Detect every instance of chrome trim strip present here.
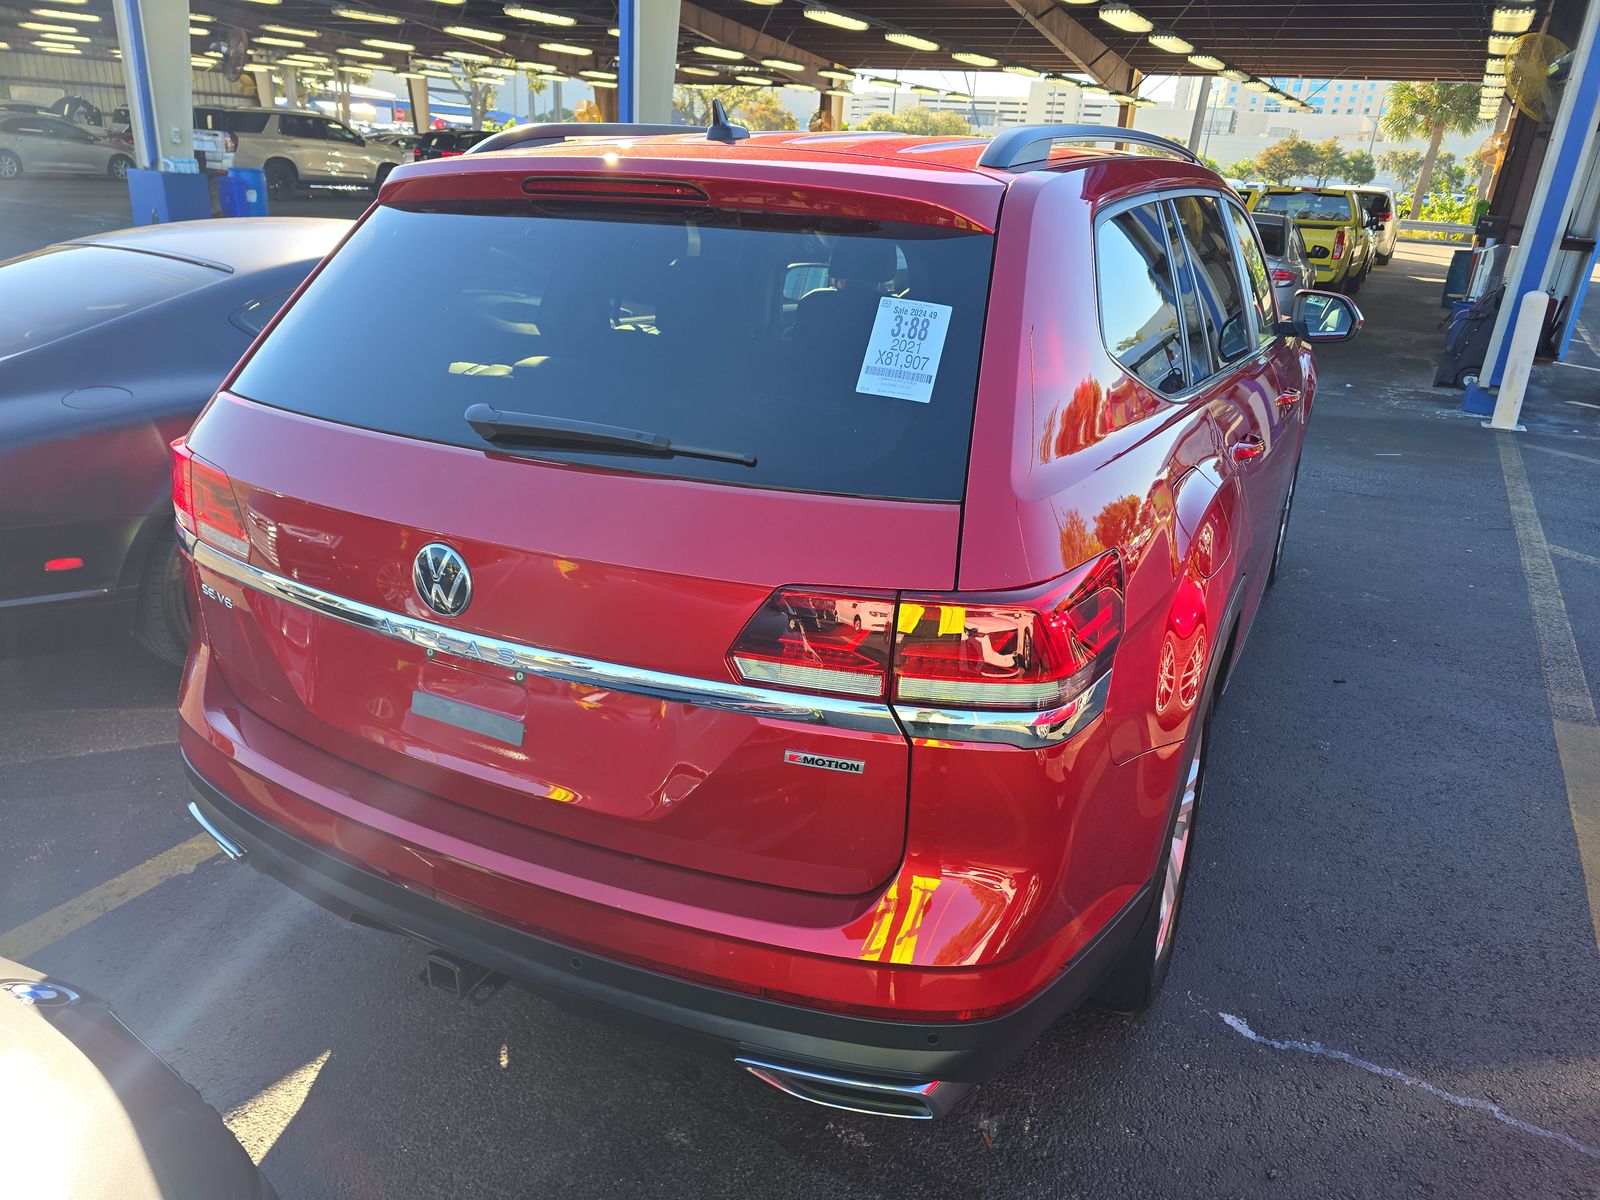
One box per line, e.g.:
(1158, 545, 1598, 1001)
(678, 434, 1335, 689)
(893, 670, 1112, 748)
(187, 799, 247, 860)
(185, 536, 900, 736)
(735, 1057, 943, 1120)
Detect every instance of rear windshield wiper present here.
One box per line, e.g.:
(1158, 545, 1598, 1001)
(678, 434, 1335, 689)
(464, 403, 756, 467)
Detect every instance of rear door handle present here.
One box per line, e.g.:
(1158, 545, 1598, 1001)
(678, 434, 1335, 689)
(1275, 389, 1301, 410)
(1232, 435, 1266, 462)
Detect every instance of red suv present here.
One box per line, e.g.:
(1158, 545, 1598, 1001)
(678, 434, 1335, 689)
(175, 121, 1359, 1119)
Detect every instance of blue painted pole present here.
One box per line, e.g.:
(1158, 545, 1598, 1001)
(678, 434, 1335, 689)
(617, 0, 637, 123)
(109, 0, 160, 169)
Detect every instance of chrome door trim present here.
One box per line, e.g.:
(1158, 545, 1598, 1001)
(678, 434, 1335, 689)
(184, 534, 900, 736)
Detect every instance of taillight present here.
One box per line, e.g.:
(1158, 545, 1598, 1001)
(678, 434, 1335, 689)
(894, 553, 1122, 711)
(727, 553, 1124, 712)
(170, 437, 250, 559)
(413, 147, 423, 160)
(440, 149, 462, 157)
(1271, 268, 1295, 284)
(225, 131, 237, 153)
(1377, 209, 1392, 221)
(729, 588, 895, 699)
(1332, 229, 1346, 260)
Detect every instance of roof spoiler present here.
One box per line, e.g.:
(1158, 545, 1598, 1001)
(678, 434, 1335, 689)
(468, 105, 749, 156)
(977, 124, 1201, 171)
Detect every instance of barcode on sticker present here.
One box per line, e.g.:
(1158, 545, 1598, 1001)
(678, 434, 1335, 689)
(862, 365, 935, 384)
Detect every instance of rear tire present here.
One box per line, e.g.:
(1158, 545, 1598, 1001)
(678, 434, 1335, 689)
(135, 524, 192, 667)
(373, 162, 393, 192)
(1344, 261, 1365, 295)
(1090, 701, 1210, 1013)
(1375, 250, 1392, 266)
(265, 159, 297, 200)
(0, 150, 20, 180)
(108, 153, 132, 181)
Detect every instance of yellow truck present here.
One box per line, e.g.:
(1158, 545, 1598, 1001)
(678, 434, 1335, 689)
(1246, 188, 1376, 294)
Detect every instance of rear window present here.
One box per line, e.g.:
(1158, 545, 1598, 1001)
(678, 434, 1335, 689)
(0, 245, 220, 357)
(1358, 192, 1390, 217)
(231, 202, 995, 501)
(1252, 217, 1285, 257)
(1256, 191, 1354, 222)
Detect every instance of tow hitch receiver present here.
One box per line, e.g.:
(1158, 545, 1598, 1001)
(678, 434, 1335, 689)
(422, 949, 509, 1005)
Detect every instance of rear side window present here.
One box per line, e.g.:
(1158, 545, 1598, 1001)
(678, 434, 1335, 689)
(1095, 204, 1186, 395)
(280, 115, 324, 140)
(231, 203, 995, 501)
(0, 245, 220, 357)
(1226, 203, 1279, 337)
(1170, 195, 1252, 368)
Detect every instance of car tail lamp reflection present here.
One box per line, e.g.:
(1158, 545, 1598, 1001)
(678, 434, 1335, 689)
(727, 553, 1123, 711)
(729, 589, 895, 698)
(895, 553, 1122, 710)
(171, 438, 250, 560)
(1332, 228, 1347, 260)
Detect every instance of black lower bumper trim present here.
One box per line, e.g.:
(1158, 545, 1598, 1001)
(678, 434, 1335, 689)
(184, 756, 1147, 1084)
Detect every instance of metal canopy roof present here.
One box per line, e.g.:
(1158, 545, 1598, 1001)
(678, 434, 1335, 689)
(690, 0, 1498, 81)
(0, 0, 1498, 89)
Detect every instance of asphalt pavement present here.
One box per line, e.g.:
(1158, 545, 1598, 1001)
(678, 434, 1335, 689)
(3, 197, 1599, 1198)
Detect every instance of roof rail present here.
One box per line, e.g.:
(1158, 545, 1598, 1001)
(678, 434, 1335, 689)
(466, 121, 693, 156)
(977, 125, 1201, 171)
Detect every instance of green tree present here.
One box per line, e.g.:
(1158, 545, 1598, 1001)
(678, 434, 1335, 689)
(1379, 81, 1484, 217)
(1430, 151, 1469, 196)
(1199, 154, 1223, 174)
(1254, 134, 1316, 184)
(1223, 157, 1259, 180)
(1308, 137, 1348, 186)
(737, 92, 799, 131)
(672, 84, 763, 127)
(1378, 148, 1424, 192)
(858, 107, 973, 136)
(1339, 149, 1377, 185)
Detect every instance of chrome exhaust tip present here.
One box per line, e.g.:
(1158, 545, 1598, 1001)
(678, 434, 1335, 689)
(736, 1057, 973, 1120)
(186, 801, 247, 861)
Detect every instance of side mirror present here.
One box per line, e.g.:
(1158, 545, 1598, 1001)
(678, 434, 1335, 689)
(1282, 290, 1362, 343)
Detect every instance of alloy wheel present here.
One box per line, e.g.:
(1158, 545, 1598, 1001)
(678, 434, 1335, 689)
(1155, 729, 1201, 963)
(0, 154, 18, 179)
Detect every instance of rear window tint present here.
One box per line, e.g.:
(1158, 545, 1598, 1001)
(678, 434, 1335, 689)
(0, 245, 220, 357)
(1252, 217, 1285, 257)
(232, 203, 994, 501)
(1256, 191, 1354, 222)
(198, 109, 270, 135)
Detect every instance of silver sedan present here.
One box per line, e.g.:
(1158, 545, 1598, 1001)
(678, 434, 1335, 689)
(1250, 211, 1316, 317)
(0, 113, 133, 180)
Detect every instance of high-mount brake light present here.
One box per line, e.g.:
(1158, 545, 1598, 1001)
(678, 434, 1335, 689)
(520, 175, 711, 203)
(893, 552, 1123, 711)
(170, 437, 250, 560)
(728, 588, 895, 699)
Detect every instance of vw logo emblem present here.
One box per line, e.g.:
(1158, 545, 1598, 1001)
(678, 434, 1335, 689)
(413, 543, 472, 618)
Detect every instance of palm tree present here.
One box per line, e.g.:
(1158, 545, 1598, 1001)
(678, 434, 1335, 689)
(1380, 82, 1485, 217)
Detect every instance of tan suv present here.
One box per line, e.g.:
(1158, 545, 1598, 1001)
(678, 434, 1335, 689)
(195, 106, 403, 198)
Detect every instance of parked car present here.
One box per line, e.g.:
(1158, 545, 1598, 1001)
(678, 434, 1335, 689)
(1352, 186, 1399, 264)
(0, 113, 133, 181)
(1, 957, 276, 1197)
(176, 123, 1359, 1120)
(1247, 187, 1375, 294)
(1251, 211, 1316, 315)
(412, 128, 495, 160)
(192, 105, 404, 199)
(0, 218, 348, 663)
(112, 105, 236, 174)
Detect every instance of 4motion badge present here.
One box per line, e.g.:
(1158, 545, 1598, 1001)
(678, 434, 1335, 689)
(784, 750, 865, 775)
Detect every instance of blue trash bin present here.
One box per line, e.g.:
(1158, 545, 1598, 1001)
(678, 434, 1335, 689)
(215, 173, 249, 218)
(228, 167, 270, 216)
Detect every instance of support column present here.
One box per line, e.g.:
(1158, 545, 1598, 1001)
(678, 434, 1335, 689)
(282, 67, 300, 108)
(1186, 77, 1211, 152)
(594, 86, 619, 122)
(618, 0, 681, 123)
(407, 76, 431, 133)
(253, 66, 274, 108)
(109, 0, 194, 168)
(1481, 0, 1600, 382)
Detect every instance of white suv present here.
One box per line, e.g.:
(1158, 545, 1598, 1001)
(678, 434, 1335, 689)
(195, 106, 404, 198)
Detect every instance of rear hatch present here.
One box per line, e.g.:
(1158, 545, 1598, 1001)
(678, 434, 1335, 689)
(1252, 189, 1356, 263)
(185, 161, 999, 897)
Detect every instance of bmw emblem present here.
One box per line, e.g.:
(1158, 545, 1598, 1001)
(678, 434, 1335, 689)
(413, 543, 472, 618)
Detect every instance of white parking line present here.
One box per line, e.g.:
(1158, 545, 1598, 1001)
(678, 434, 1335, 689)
(1553, 545, 1600, 567)
(1220, 1012, 1600, 1161)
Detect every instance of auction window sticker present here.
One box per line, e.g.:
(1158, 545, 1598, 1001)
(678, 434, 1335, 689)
(856, 297, 954, 404)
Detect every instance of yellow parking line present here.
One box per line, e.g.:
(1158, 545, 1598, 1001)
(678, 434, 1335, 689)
(1497, 436, 1600, 950)
(0, 834, 219, 960)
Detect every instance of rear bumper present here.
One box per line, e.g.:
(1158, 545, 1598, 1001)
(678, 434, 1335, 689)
(184, 756, 1147, 1084)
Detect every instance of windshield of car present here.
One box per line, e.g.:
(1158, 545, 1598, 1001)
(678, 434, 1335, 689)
(1256, 191, 1354, 222)
(0, 245, 221, 358)
(1252, 217, 1286, 257)
(231, 202, 995, 501)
